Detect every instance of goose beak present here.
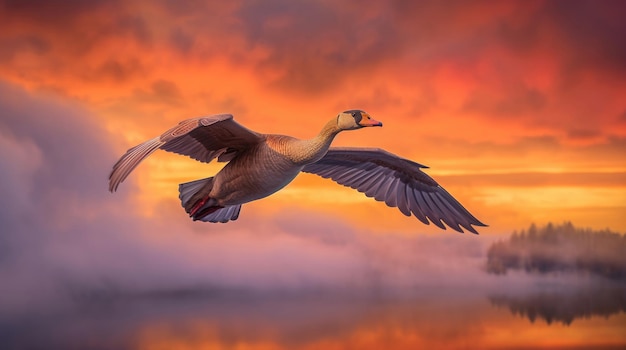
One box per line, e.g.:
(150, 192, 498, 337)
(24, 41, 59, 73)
(358, 113, 383, 127)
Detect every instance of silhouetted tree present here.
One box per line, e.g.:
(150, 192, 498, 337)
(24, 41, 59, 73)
(486, 222, 626, 280)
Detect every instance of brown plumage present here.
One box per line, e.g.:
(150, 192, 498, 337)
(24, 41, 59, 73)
(109, 110, 486, 233)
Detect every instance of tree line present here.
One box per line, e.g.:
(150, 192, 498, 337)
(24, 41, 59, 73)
(486, 222, 626, 280)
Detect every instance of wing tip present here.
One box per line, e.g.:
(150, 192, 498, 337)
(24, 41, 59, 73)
(460, 221, 487, 235)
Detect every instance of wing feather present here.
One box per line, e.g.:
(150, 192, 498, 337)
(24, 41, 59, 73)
(374, 176, 395, 202)
(363, 171, 388, 197)
(434, 193, 467, 232)
(396, 181, 411, 216)
(109, 114, 262, 192)
(302, 147, 486, 233)
(350, 167, 379, 188)
(422, 192, 447, 230)
(407, 187, 430, 225)
(384, 179, 400, 207)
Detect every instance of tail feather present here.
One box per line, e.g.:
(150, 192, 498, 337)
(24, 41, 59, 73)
(179, 177, 242, 223)
(195, 205, 242, 223)
(179, 177, 213, 210)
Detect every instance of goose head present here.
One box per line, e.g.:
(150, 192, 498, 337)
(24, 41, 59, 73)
(337, 110, 383, 130)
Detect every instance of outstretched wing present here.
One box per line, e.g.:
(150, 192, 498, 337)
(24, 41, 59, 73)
(109, 114, 263, 192)
(302, 147, 486, 234)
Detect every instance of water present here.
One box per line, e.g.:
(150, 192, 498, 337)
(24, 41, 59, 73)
(2, 282, 624, 349)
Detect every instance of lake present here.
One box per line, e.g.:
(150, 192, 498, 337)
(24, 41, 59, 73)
(2, 279, 624, 349)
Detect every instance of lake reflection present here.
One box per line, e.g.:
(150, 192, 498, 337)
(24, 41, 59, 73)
(2, 285, 625, 350)
(489, 284, 626, 326)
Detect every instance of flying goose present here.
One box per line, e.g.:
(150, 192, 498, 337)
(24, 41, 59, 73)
(109, 110, 486, 233)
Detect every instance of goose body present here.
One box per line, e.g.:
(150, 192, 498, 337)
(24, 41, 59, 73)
(109, 110, 486, 233)
(206, 136, 305, 205)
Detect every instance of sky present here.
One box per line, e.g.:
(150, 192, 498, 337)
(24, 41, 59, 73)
(1, 0, 625, 300)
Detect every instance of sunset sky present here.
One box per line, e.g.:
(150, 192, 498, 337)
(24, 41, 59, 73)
(1, 0, 625, 301)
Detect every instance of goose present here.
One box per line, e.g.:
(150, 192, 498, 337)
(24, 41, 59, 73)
(109, 110, 486, 233)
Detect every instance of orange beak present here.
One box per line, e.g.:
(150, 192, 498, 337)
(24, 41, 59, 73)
(358, 113, 383, 127)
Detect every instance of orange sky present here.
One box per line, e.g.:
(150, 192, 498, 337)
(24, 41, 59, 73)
(1, 0, 625, 234)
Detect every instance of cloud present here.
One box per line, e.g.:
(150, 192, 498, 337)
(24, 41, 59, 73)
(0, 35, 50, 62)
(0, 81, 117, 222)
(0, 0, 141, 56)
(0, 0, 117, 25)
(133, 79, 184, 106)
(439, 171, 626, 188)
(2, 0, 624, 140)
(462, 82, 547, 117)
(94, 58, 145, 83)
(235, 1, 401, 94)
(168, 27, 195, 55)
(545, 0, 626, 76)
